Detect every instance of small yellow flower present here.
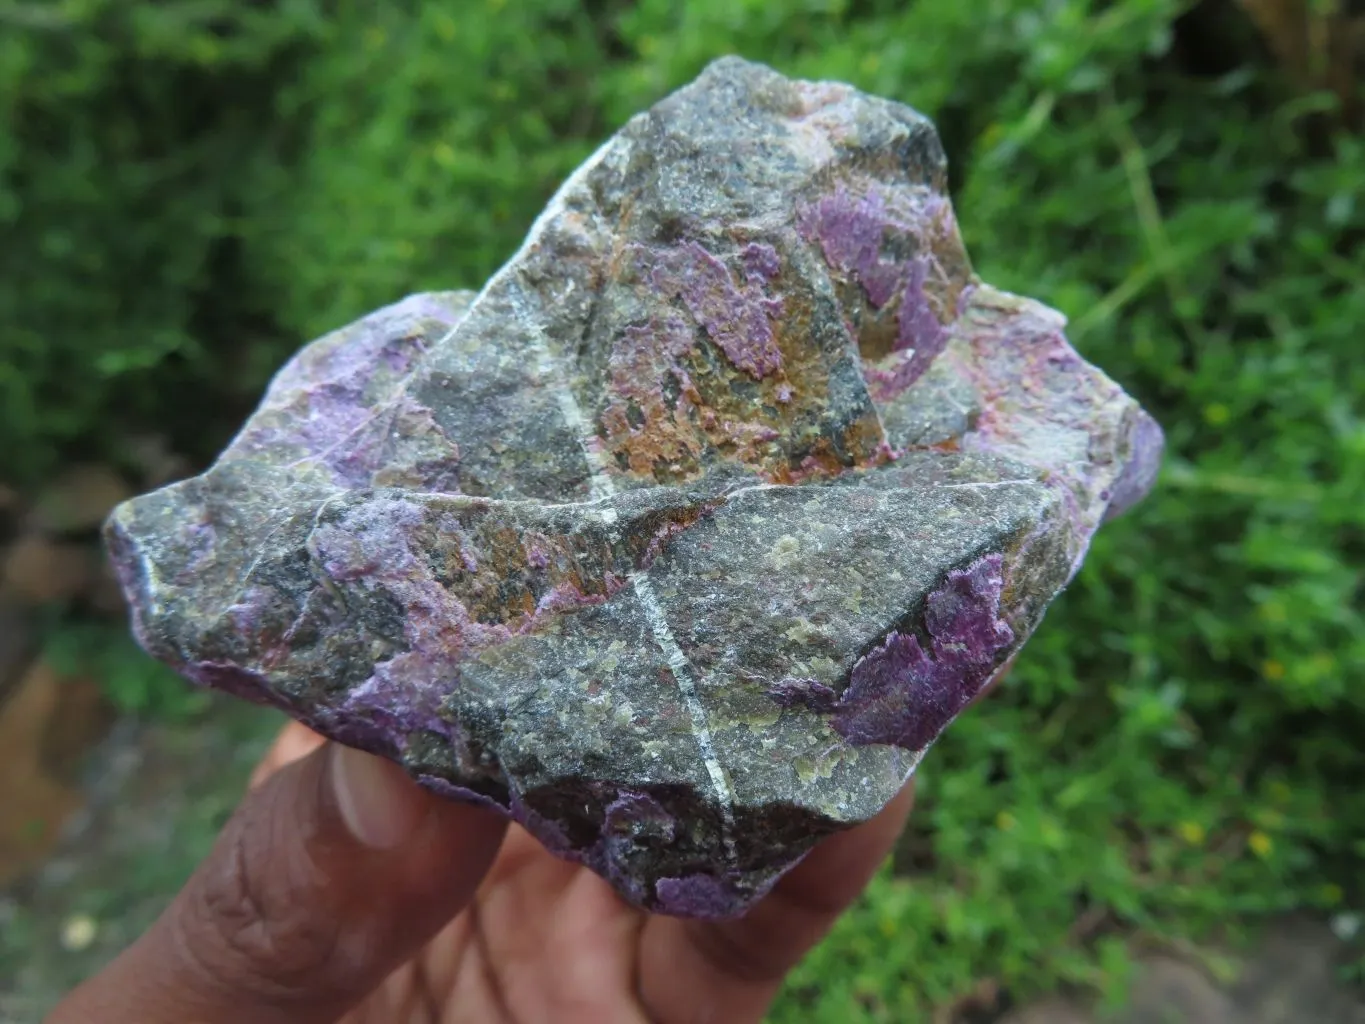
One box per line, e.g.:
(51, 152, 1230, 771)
(61, 914, 98, 952)
(1178, 821, 1206, 845)
(996, 810, 1016, 832)
(1203, 403, 1231, 425)
(879, 917, 897, 938)
(1248, 830, 1273, 858)
(1262, 659, 1285, 681)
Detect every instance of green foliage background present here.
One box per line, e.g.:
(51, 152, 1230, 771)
(3, 0, 1362, 1018)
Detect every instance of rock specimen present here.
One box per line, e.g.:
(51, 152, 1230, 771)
(105, 57, 1162, 918)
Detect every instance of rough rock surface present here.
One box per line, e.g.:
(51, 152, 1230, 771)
(104, 57, 1162, 917)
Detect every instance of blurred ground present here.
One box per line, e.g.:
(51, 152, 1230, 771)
(0, 696, 278, 1023)
(0, 455, 279, 1019)
(1000, 921, 1365, 1024)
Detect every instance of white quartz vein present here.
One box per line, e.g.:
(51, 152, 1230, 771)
(460, 133, 739, 858)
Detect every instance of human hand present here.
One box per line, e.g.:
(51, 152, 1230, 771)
(48, 720, 913, 1024)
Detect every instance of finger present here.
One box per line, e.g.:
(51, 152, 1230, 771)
(48, 742, 508, 1024)
(638, 782, 915, 1024)
(249, 721, 328, 791)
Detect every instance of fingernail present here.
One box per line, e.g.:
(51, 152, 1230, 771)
(329, 745, 429, 849)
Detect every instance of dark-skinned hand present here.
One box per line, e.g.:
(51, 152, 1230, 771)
(47, 720, 914, 1024)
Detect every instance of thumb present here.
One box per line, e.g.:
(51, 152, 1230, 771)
(47, 740, 508, 1024)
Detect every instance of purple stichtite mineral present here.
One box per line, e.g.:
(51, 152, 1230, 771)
(105, 58, 1162, 918)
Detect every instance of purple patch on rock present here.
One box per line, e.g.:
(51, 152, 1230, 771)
(604, 790, 677, 841)
(533, 579, 614, 617)
(379, 331, 427, 375)
(452, 524, 480, 573)
(182, 661, 287, 711)
(799, 185, 954, 396)
(340, 669, 458, 745)
(221, 585, 285, 649)
(655, 873, 740, 918)
(644, 242, 784, 378)
(411, 456, 463, 494)
(640, 500, 723, 569)
(833, 553, 1014, 750)
(245, 294, 466, 490)
(508, 786, 576, 855)
(741, 241, 781, 284)
(641, 518, 692, 568)
(416, 774, 509, 813)
(800, 184, 951, 300)
(524, 537, 552, 569)
(308, 497, 522, 754)
(766, 676, 839, 712)
(166, 519, 218, 587)
(896, 259, 948, 361)
(267, 292, 456, 398)
(1103, 410, 1165, 521)
(323, 394, 457, 490)
(599, 313, 705, 471)
(866, 258, 951, 400)
(799, 186, 906, 307)
(306, 711, 405, 759)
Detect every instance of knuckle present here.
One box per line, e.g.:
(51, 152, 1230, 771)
(176, 801, 345, 1000)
